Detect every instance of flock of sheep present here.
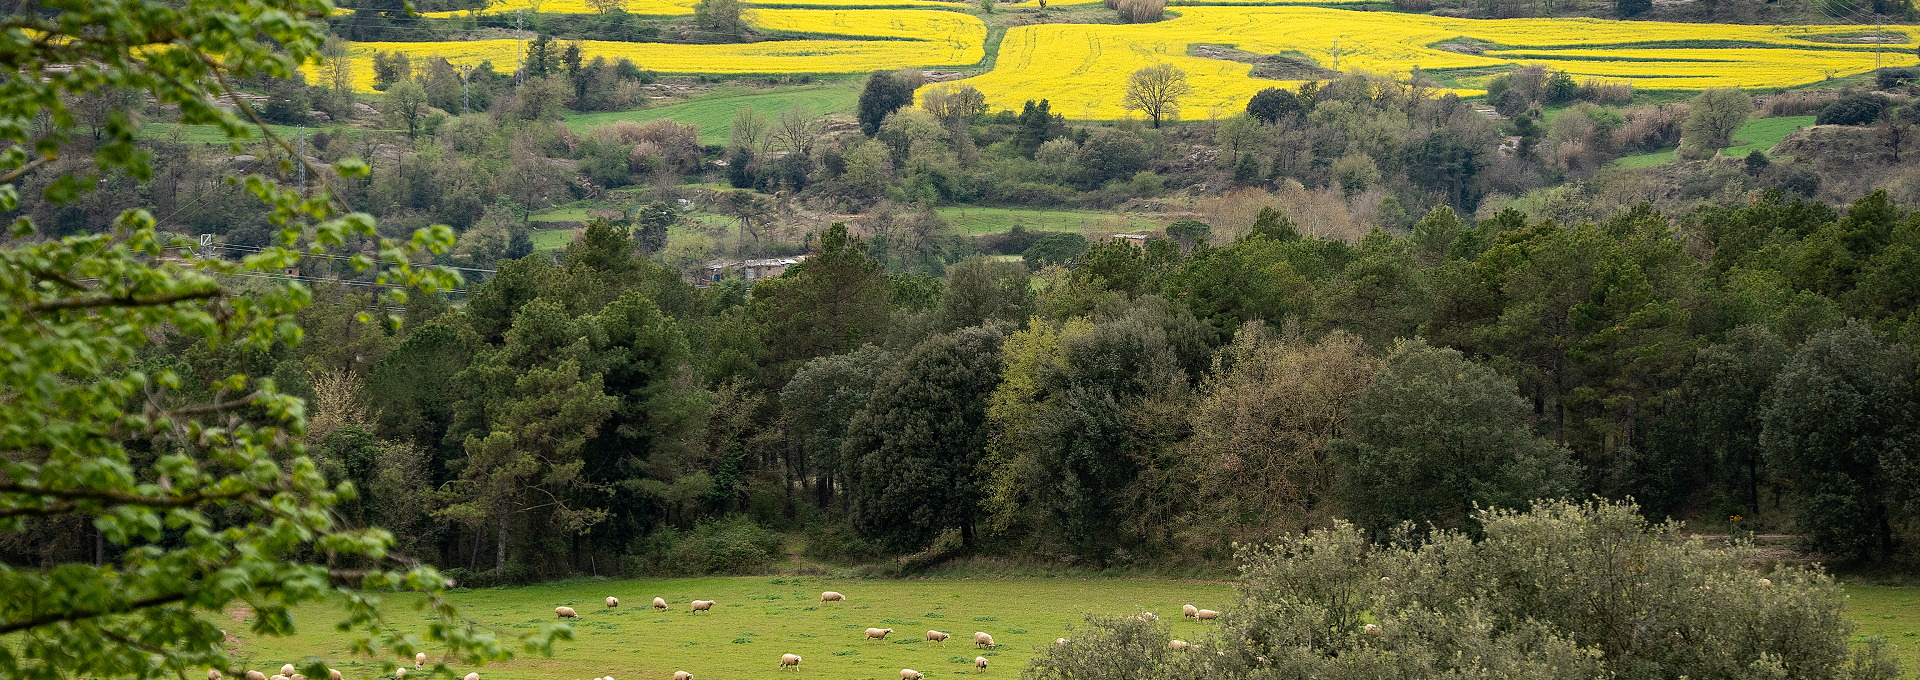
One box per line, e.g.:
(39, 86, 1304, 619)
(215, 590, 1223, 680)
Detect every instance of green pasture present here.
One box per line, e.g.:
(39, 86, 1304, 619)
(1614, 115, 1816, 168)
(530, 228, 576, 252)
(566, 84, 861, 146)
(936, 206, 1159, 236)
(225, 576, 1236, 680)
(1849, 585, 1920, 671)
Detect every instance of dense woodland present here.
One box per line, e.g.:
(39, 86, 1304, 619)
(10, 9, 1920, 583)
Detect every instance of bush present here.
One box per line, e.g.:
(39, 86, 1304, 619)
(623, 514, 783, 576)
(1022, 232, 1089, 269)
(1027, 500, 1902, 680)
(1114, 0, 1165, 22)
(1875, 67, 1917, 90)
(1817, 93, 1890, 126)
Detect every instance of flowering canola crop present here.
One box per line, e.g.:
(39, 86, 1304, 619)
(346, 10, 984, 89)
(945, 6, 1920, 119)
(416, 0, 967, 17)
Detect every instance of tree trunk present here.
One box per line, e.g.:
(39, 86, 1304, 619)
(496, 512, 509, 575)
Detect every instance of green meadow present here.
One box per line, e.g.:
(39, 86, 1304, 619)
(221, 577, 1918, 680)
(227, 576, 1235, 680)
(566, 84, 861, 146)
(934, 206, 1160, 236)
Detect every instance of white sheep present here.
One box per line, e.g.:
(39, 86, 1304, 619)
(330, 669, 343, 680)
(1364, 623, 1382, 636)
(395, 669, 407, 680)
(1195, 609, 1219, 621)
(245, 671, 265, 680)
(690, 600, 715, 613)
(1137, 612, 1158, 622)
(973, 631, 995, 649)
(653, 597, 668, 610)
(463, 674, 478, 680)
(780, 654, 802, 670)
(292, 673, 307, 680)
(556, 606, 579, 619)
(606, 596, 619, 608)
(1181, 604, 1198, 618)
(900, 669, 925, 680)
(1759, 578, 1774, 588)
(1168, 640, 1190, 651)
(925, 630, 950, 643)
(208, 671, 222, 680)
(1054, 638, 1069, 647)
(865, 627, 894, 641)
(1380, 576, 1393, 584)
(672, 672, 693, 680)
(821, 591, 845, 601)
(415, 653, 426, 669)
(270, 675, 289, 680)
(975, 656, 989, 673)
(282, 665, 298, 676)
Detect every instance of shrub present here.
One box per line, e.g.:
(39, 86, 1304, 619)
(1875, 67, 1917, 90)
(624, 514, 783, 575)
(1817, 93, 1890, 126)
(1022, 232, 1089, 269)
(1115, 0, 1166, 22)
(1028, 500, 1902, 680)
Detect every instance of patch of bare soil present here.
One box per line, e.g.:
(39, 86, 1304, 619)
(1188, 44, 1339, 81)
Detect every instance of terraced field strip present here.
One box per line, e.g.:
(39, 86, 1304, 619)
(945, 6, 1920, 119)
(223, 576, 1237, 680)
(566, 83, 860, 144)
(1612, 114, 1817, 167)
(937, 206, 1160, 235)
(417, 0, 969, 16)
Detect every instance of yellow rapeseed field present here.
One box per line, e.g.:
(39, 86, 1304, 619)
(345, 10, 983, 89)
(944, 6, 1920, 119)
(415, 0, 967, 17)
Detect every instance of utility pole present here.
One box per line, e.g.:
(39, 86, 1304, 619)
(296, 126, 306, 197)
(514, 10, 526, 86)
(459, 63, 474, 114)
(1331, 38, 1340, 72)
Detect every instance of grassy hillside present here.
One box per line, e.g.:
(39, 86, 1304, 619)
(225, 576, 1236, 680)
(1615, 115, 1818, 167)
(935, 206, 1160, 236)
(566, 83, 860, 146)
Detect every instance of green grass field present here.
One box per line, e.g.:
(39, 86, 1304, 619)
(1614, 115, 1817, 168)
(1849, 585, 1920, 671)
(225, 576, 1236, 680)
(1720, 115, 1819, 158)
(531, 228, 576, 252)
(936, 206, 1159, 236)
(566, 84, 861, 146)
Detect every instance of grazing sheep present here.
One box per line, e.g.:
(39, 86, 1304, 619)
(1195, 609, 1219, 621)
(1181, 604, 1198, 618)
(780, 654, 802, 670)
(395, 670, 406, 680)
(1380, 576, 1393, 584)
(672, 672, 693, 680)
(1364, 623, 1382, 636)
(330, 670, 343, 680)
(464, 673, 479, 680)
(925, 630, 950, 643)
(246, 671, 266, 680)
(1137, 612, 1158, 622)
(292, 674, 307, 680)
(270, 675, 289, 680)
(865, 627, 894, 641)
(209, 671, 222, 680)
(821, 591, 845, 601)
(653, 597, 668, 610)
(1759, 578, 1774, 588)
(1169, 640, 1190, 651)
(415, 653, 427, 668)
(606, 596, 619, 608)
(556, 606, 579, 619)
(690, 600, 715, 613)
(973, 632, 995, 649)
(282, 665, 298, 676)
(1054, 638, 1069, 647)
(901, 670, 925, 680)
(975, 656, 989, 673)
